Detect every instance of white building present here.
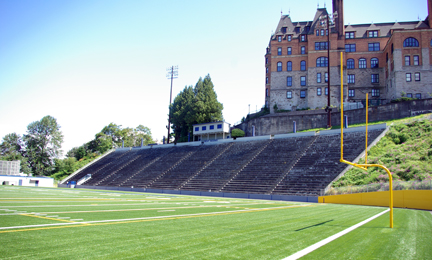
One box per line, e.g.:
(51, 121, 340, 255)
(193, 121, 231, 141)
(0, 161, 20, 175)
(0, 175, 54, 187)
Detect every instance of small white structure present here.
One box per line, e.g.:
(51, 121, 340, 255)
(193, 121, 231, 141)
(0, 161, 20, 175)
(0, 175, 54, 187)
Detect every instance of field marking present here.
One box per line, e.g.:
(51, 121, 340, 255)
(0, 204, 311, 233)
(282, 209, 390, 260)
(19, 214, 78, 223)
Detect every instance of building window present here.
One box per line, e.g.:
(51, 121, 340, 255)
(278, 36, 282, 42)
(316, 29, 319, 36)
(287, 47, 292, 55)
(348, 89, 355, 97)
(317, 73, 322, 83)
(287, 91, 292, 99)
(217, 124, 222, 129)
(405, 56, 411, 66)
(315, 42, 328, 50)
(406, 73, 412, 82)
(345, 44, 356, 52)
(403, 37, 419, 47)
(368, 30, 378, 38)
(202, 126, 206, 131)
(301, 46, 306, 54)
(277, 47, 282, 55)
(348, 74, 355, 84)
(413, 55, 419, 66)
(277, 62, 282, 72)
(210, 125, 214, 130)
(287, 76, 292, 86)
(345, 32, 354, 39)
(300, 35, 306, 42)
(300, 61, 306, 71)
(386, 53, 388, 62)
(316, 57, 328, 67)
(266, 67, 268, 74)
(415, 72, 420, 81)
(266, 77, 268, 84)
(368, 43, 380, 51)
(407, 93, 413, 98)
(266, 58, 268, 64)
(266, 88, 268, 97)
(325, 87, 328, 95)
(359, 58, 367, 69)
(300, 90, 306, 98)
(287, 35, 292, 41)
(305, 26, 310, 34)
(300, 76, 306, 86)
(321, 29, 325, 36)
(371, 74, 379, 83)
(325, 72, 328, 83)
(416, 93, 421, 99)
(371, 89, 380, 97)
(371, 58, 379, 68)
(287, 61, 292, 71)
(295, 27, 300, 33)
(347, 59, 355, 69)
(195, 127, 199, 131)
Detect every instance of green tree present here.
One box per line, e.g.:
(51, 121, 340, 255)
(0, 133, 31, 174)
(24, 115, 63, 176)
(231, 129, 245, 139)
(170, 74, 224, 142)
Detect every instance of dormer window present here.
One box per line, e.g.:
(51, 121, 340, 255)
(305, 26, 310, 33)
(300, 35, 307, 42)
(287, 35, 292, 41)
(368, 30, 378, 38)
(278, 36, 282, 42)
(345, 32, 354, 39)
(295, 27, 300, 33)
(282, 27, 287, 34)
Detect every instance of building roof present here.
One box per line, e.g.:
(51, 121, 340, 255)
(270, 7, 427, 41)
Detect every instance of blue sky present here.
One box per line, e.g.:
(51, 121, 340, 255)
(0, 0, 427, 156)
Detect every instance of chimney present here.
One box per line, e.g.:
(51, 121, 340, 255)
(332, 0, 344, 38)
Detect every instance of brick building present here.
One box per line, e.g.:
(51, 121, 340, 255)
(265, 0, 432, 113)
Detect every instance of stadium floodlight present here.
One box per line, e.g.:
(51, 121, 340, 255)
(166, 66, 178, 144)
(339, 52, 393, 228)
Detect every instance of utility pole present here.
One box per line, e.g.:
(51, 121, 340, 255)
(319, 10, 338, 128)
(166, 66, 178, 144)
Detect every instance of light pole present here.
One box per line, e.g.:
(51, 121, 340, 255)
(166, 66, 178, 144)
(319, 10, 338, 128)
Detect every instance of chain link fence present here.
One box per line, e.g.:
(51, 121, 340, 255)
(323, 180, 432, 196)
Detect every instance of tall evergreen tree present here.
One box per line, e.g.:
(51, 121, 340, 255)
(170, 74, 223, 142)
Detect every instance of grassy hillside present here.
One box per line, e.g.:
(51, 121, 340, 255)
(333, 115, 432, 187)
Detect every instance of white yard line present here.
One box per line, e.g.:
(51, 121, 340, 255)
(0, 205, 308, 231)
(282, 209, 390, 260)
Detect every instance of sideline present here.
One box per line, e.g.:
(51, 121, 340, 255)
(282, 209, 390, 260)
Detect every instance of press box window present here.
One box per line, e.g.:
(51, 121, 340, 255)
(217, 124, 222, 129)
(210, 125, 214, 130)
(202, 126, 206, 131)
(195, 127, 199, 131)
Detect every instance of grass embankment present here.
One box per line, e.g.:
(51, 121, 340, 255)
(333, 114, 432, 187)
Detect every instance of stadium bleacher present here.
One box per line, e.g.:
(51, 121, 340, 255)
(65, 126, 386, 196)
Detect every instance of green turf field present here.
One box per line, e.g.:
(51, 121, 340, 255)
(0, 186, 430, 259)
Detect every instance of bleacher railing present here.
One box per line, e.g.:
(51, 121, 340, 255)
(323, 179, 432, 196)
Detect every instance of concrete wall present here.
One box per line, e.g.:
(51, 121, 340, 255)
(318, 190, 432, 211)
(237, 98, 432, 136)
(58, 184, 318, 203)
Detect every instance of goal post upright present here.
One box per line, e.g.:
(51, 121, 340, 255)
(339, 52, 393, 228)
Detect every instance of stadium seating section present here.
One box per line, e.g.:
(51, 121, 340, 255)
(67, 128, 384, 196)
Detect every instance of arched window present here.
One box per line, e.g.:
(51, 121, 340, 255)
(347, 59, 355, 69)
(371, 58, 379, 68)
(287, 61, 292, 71)
(300, 60, 306, 71)
(277, 62, 282, 72)
(316, 57, 328, 67)
(403, 37, 419, 47)
(359, 58, 367, 69)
